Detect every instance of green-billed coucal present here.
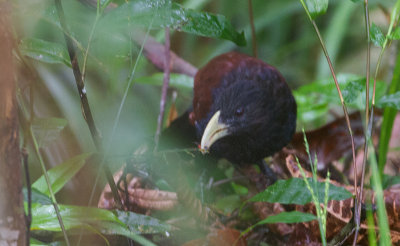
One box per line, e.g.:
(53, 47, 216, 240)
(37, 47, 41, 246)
(162, 52, 297, 166)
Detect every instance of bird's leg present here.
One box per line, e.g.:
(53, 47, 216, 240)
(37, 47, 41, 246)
(257, 159, 278, 185)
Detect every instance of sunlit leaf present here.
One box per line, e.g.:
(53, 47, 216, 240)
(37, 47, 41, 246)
(249, 178, 352, 205)
(19, 38, 71, 67)
(101, 0, 246, 46)
(305, 0, 328, 19)
(31, 117, 68, 147)
(32, 153, 93, 195)
(135, 73, 193, 89)
(377, 91, 400, 110)
(370, 23, 385, 47)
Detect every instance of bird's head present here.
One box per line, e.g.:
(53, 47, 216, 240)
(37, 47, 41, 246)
(197, 59, 296, 164)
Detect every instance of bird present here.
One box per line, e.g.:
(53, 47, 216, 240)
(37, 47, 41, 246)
(161, 52, 297, 167)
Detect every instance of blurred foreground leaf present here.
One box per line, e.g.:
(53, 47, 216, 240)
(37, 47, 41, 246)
(101, 0, 246, 46)
(135, 73, 193, 89)
(32, 117, 68, 147)
(249, 178, 352, 205)
(31, 205, 161, 245)
(32, 153, 93, 195)
(19, 38, 71, 67)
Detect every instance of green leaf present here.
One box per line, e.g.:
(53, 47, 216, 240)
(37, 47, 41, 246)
(215, 195, 242, 215)
(370, 23, 385, 47)
(379, 50, 400, 175)
(389, 26, 400, 40)
(382, 175, 400, 189)
(101, 0, 246, 46)
(32, 153, 93, 195)
(349, 0, 362, 2)
(305, 0, 328, 19)
(377, 91, 400, 110)
(242, 211, 316, 235)
(249, 178, 352, 205)
(31, 117, 68, 147)
(135, 73, 193, 89)
(23, 187, 52, 205)
(19, 38, 71, 67)
(342, 79, 364, 104)
(256, 211, 317, 224)
(116, 210, 172, 234)
(31, 205, 161, 246)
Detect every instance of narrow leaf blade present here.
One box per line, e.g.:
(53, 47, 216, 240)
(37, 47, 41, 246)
(32, 153, 93, 195)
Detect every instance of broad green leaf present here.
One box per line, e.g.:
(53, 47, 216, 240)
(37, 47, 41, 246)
(242, 211, 316, 235)
(377, 91, 400, 110)
(249, 178, 352, 205)
(370, 23, 385, 47)
(349, 0, 362, 2)
(19, 38, 71, 67)
(23, 187, 52, 205)
(32, 117, 68, 147)
(256, 211, 317, 224)
(101, 0, 246, 46)
(31, 205, 161, 245)
(135, 73, 193, 89)
(389, 26, 400, 40)
(116, 210, 172, 234)
(305, 0, 328, 19)
(32, 153, 93, 195)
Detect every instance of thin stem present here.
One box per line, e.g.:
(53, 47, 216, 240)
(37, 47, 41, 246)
(354, 1, 371, 244)
(248, 0, 257, 58)
(311, 19, 359, 205)
(155, 27, 171, 147)
(299, 1, 360, 238)
(54, 0, 123, 209)
(29, 126, 70, 246)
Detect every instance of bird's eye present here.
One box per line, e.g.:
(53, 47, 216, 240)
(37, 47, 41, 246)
(235, 107, 244, 117)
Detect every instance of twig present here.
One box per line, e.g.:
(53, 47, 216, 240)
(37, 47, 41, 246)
(248, 0, 257, 58)
(155, 27, 171, 147)
(354, 1, 371, 244)
(131, 30, 197, 77)
(54, 0, 123, 209)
